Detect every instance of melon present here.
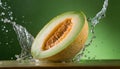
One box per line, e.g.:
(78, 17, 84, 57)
(31, 11, 88, 62)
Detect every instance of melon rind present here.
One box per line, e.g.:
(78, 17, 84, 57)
(31, 11, 88, 61)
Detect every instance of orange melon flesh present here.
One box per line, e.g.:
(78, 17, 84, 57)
(43, 19, 72, 50)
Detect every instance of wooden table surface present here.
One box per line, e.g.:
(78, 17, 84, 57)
(0, 60, 120, 69)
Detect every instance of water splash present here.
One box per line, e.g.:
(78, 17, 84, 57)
(73, 0, 108, 62)
(13, 23, 34, 60)
(86, 0, 108, 47)
(91, 0, 108, 26)
(0, 0, 34, 61)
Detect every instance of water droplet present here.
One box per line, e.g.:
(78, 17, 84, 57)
(3, 18, 11, 23)
(8, 11, 13, 16)
(6, 30, 8, 32)
(15, 55, 19, 59)
(1, 26, 7, 31)
(6, 42, 8, 45)
(1, 12, 5, 16)
(11, 57, 13, 60)
(3, 26, 6, 28)
(1, 26, 6, 31)
(10, 17, 13, 20)
(22, 16, 25, 18)
(1, 18, 3, 21)
(2, 28, 4, 31)
(8, 6, 11, 9)
(15, 18, 17, 20)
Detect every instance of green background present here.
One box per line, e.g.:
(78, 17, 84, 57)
(0, 0, 120, 60)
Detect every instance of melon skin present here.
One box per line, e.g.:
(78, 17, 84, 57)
(31, 11, 88, 62)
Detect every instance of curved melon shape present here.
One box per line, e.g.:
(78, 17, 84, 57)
(31, 11, 88, 61)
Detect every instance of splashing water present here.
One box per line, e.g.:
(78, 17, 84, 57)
(73, 0, 108, 62)
(13, 23, 34, 60)
(0, 0, 108, 63)
(91, 0, 108, 26)
(0, 0, 34, 61)
(86, 0, 108, 47)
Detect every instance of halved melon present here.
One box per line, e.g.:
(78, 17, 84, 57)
(31, 11, 88, 61)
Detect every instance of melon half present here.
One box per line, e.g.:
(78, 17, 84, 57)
(31, 11, 88, 61)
